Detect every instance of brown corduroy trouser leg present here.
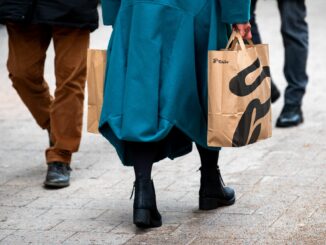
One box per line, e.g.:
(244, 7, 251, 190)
(6, 23, 90, 164)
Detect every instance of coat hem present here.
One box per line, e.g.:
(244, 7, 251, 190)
(99, 114, 220, 166)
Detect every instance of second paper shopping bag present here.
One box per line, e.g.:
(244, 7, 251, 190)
(86, 49, 107, 134)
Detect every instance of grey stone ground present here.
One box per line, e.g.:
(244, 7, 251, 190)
(0, 1, 325, 244)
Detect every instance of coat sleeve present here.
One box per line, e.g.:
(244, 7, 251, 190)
(102, 0, 121, 26)
(219, 0, 250, 24)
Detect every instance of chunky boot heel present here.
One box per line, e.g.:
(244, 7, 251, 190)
(199, 194, 236, 210)
(133, 209, 151, 227)
(199, 197, 219, 210)
(199, 167, 236, 211)
(132, 179, 162, 228)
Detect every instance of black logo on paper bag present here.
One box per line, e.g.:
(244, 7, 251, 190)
(229, 58, 271, 147)
(213, 58, 229, 64)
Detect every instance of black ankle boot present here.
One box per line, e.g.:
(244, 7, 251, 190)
(132, 179, 162, 228)
(199, 167, 235, 210)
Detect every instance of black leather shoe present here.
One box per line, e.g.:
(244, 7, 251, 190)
(271, 81, 280, 103)
(132, 179, 162, 228)
(44, 162, 72, 188)
(199, 167, 235, 210)
(276, 104, 303, 128)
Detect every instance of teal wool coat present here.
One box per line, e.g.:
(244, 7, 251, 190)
(99, 0, 250, 165)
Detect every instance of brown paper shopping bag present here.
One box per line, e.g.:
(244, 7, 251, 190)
(207, 31, 272, 147)
(86, 49, 107, 134)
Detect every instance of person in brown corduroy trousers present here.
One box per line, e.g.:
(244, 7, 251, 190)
(1, 0, 99, 188)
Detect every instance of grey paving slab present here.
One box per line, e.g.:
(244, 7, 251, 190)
(0, 230, 75, 244)
(0, 195, 38, 208)
(27, 197, 92, 209)
(13, 184, 81, 199)
(39, 208, 106, 221)
(0, 1, 326, 244)
(96, 209, 133, 224)
(0, 207, 48, 222)
(52, 220, 117, 233)
(63, 232, 134, 245)
(190, 238, 257, 245)
(0, 217, 62, 231)
(122, 224, 193, 245)
(291, 224, 326, 241)
(84, 198, 131, 211)
(0, 230, 15, 242)
(0, 185, 25, 196)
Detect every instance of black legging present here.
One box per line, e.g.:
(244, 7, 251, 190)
(126, 141, 219, 181)
(196, 144, 219, 171)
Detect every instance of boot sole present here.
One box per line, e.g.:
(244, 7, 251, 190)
(199, 196, 236, 211)
(276, 118, 304, 128)
(43, 181, 70, 188)
(133, 209, 162, 228)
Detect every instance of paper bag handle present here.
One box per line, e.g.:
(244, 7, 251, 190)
(226, 31, 253, 51)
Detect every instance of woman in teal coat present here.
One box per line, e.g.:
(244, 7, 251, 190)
(100, 0, 252, 228)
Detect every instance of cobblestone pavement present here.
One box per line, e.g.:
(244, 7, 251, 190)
(0, 1, 325, 244)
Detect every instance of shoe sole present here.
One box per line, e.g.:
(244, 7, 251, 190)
(133, 209, 162, 228)
(199, 196, 236, 211)
(43, 181, 70, 189)
(276, 118, 304, 128)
